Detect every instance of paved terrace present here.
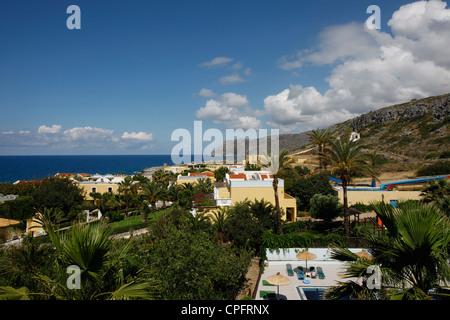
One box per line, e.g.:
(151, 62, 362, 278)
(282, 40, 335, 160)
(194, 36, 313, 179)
(256, 248, 363, 300)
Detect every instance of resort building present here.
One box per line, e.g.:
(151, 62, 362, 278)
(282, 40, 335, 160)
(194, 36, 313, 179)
(333, 175, 449, 206)
(214, 171, 297, 222)
(74, 174, 127, 201)
(176, 171, 216, 185)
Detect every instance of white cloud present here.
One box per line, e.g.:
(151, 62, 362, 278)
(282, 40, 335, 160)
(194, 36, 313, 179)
(38, 124, 62, 134)
(2, 131, 13, 135)
(196, 92, 262, 129)
(270, 0, 450, 132)
(198, 88, 216, 98)
(122, 131, 154, 141)
(0, 124, 156, 153)
(199, 56, 234, 68)
(63, 127, 115, 141)
(219, 73, 245, 85)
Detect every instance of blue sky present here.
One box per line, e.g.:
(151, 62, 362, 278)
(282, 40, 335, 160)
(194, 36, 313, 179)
(1, 0, 449, 155)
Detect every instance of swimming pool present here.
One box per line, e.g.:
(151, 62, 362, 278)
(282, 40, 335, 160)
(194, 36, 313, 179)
(297, 287, 327, 300)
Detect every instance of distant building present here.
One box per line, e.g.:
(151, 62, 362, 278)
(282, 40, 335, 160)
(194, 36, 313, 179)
(0, 194, 19, 203)
(349, 132, 360, 142)
(214, 171, 297, 222)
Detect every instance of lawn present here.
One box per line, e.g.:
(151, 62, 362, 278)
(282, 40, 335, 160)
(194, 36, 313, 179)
(108, 208, 168, 234)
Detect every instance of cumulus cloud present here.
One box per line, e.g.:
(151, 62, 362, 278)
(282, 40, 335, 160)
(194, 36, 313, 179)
(38, 124, 62, 134)
(219, 73, 246, 85)
(198, 56, 234, 68)
(122, 131, 154, 141)
(196, 92, 262, 129)
(198, 88, 216, 98)
(0, 124, 155, 153)
(63, 127, 115, 141)
(270, 0, 450, 132)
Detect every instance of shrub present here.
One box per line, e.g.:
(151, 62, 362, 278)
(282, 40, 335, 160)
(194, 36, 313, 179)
(417, 161, 450, 176)
(286, 172, 334, 211)
(439, 151, 450, 159)
(309, 194, 343, 222)
(0, 196, 35, 221)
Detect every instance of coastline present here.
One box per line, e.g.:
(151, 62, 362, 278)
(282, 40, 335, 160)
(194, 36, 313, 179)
(140, 166, 166, 179)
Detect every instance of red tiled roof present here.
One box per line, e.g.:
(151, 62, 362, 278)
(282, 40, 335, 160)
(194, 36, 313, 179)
(189, 171, 214, 177)
(56, 173, 91, 177)
(260, 173, 274, 180)
(228, 173, 247, 180)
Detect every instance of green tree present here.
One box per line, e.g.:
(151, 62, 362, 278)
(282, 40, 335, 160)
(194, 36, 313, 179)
(308, 128, 332, 170)
(327, 201, 450, 300)
(321, 138, 373, 238)
(118, 176, 137, 212)
(309, 194, 343, 222)
(421, 179, 449, 204)
(0, 222, 157, 300)
(286, 171, 334, 211)
(31, 177, 84, 219)
(194, 178, 214, 194)
(213, 166, 230, 182)
(140, 181, 165, 222)
(364, 149, 385, 187)
(267, 150, 293, 235)
(209, 206, 231, 242)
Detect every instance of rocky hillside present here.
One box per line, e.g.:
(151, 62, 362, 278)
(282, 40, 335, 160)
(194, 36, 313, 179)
(216, 93, 450, 172)
(327, 93, 450, 169)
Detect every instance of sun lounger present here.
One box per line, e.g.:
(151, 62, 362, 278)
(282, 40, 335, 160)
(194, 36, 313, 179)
(262, 280, 274, 286)
(297, 266, 305, 280)
(317, 266, 325, 279)
(310, 266, 317, 278)
(260, 290, 275, 298)
(286, 263, 295, 276)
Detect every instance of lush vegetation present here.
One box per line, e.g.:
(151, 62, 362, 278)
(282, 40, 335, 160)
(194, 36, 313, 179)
(1, 136, 449, 300)
(416, 160, 450, 177)
(326, 201, 450, 300)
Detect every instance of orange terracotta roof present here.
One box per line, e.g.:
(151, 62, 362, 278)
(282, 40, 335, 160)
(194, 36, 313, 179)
(56, 173, 91, 177)
(189, 171, 214, 177)
(228, 173, 247, 180)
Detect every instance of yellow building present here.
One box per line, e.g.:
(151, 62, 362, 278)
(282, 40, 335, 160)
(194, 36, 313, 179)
(214, 171, 297, 222)
(77, 182, 121, 201)
(176, 171, 216, 185)
(335, 188, 423, 206)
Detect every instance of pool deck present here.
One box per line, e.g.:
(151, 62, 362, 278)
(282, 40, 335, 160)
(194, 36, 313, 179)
(256, 262, 359, 300)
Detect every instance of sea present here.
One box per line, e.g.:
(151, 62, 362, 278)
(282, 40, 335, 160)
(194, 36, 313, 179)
(0, 155, 174, 183)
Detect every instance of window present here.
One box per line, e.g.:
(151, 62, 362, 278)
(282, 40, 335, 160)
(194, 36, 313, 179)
(107, 187, 113, 193)
(91, 187, 97, 193)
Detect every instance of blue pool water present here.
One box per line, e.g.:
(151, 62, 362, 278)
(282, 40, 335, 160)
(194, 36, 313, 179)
(302, 287, 326, 300)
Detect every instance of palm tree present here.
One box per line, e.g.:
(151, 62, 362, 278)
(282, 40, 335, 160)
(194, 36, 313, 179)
(118, 176, 136, 212)
(249, 198, 277, 230)
(321, 138, 373, 238)
(266, 149, 293, 235)
(194, 178, 214, 194)
(421, 179, 450, 204)
(308, 128, 332, 170)
(209, 206, 231, 242)
(326, 201, 450, 300)
(30, 207, 66, 234)
(0, 222, 157, 300)
(365, 149, 385, 187)
(140, 181, 164, 221)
